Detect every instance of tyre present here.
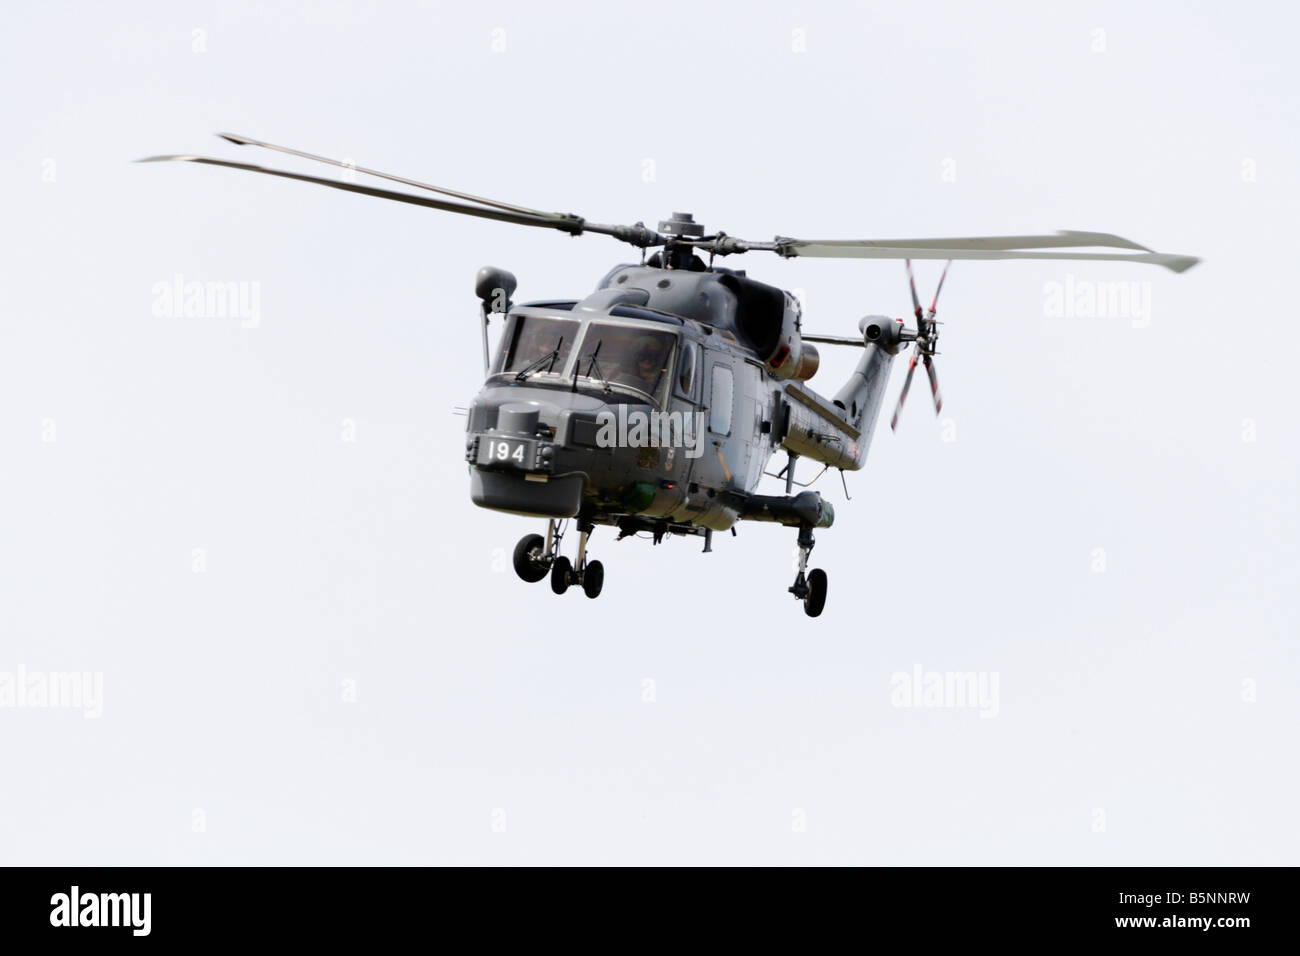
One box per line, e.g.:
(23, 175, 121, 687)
(512, 534, 548, 583)
(582, 560, 604, 599)
(804, 568, 827, 618)
(550, 556, 572, 595)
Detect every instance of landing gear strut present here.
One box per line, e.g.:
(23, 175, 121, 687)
(788, 523, 828, 617)
(514, 520, 604, 599)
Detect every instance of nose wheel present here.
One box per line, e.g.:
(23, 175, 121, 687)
(516, 520, 604, 599)
(788, 524, 828, 617)
(512, 533, 550, 583)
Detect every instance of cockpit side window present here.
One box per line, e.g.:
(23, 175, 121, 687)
(677, 340, 698, 398)
(500, 314, 578, 376)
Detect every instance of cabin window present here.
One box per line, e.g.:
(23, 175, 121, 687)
(709, 364, 733, 435)
(500, 314, 578, 377)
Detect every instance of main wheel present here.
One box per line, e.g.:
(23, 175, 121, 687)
(582, 560, 604, 599)
(804, 568, 827, 618)
(512, 534, 549, 583)
(550, 556, 572, 595)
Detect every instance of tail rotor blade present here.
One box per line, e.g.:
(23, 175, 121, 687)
(905, 258, 923, 321)
(929, 260, 952, 318)
(923, 355, 943, 414)
(891, 355, 919, 431)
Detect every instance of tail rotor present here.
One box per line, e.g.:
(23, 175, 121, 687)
(890, 259, 951, 431)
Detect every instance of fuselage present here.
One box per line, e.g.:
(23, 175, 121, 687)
(465, 262, 897, 531)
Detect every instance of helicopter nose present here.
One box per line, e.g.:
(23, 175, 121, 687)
(466, 398, 581, 517)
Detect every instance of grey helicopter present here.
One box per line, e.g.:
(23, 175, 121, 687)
(142, 133, 1199, 616)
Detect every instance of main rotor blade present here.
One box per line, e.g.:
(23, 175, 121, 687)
(136, 154, 585, 233)
(680, 231, 1149, 255)
(810, 231, 1155, 252)
(923, 354, 943, 414)
(890, 355, 919, 431)
(776, 241, 1199, 273)
(217, 132, 570, 222)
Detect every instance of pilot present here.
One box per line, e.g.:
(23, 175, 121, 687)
(627, 336, 666, 391)
(516, 329, 559, 370)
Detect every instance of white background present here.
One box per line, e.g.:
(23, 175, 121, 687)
(2, 0, 1295, 864)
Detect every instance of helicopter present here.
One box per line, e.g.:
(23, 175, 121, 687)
(141, 134, 1199, 616)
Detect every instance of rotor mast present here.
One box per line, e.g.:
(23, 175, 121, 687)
(656, 212, 707, 269)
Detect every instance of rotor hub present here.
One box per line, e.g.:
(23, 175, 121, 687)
(657, 212, 705, 238)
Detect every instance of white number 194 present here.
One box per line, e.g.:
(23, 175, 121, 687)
(493, 441, 525, 463)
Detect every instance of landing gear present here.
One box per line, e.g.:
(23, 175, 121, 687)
(582, 560, 604, 599)
(512, 533, 549, 583)
(567, 522, 603, 599)
(550, 555, 573, 594)
(788, 523, 828, 617)
(516, 519, 605, 598)
(804, 568, 827, 617)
